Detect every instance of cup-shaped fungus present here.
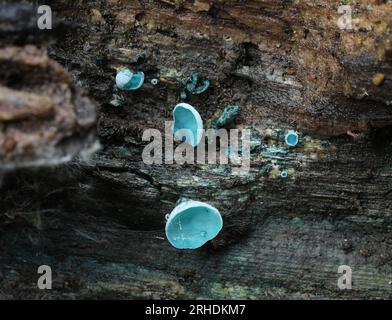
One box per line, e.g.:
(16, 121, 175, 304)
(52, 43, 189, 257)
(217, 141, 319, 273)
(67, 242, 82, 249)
(115, 68, 144, 90)
(285, 130, 299, 147)
(165, 200, 223, 249)
(184, 72, 210, 95)
(172, 103, 203, 147)
(150, 78, 159, 85)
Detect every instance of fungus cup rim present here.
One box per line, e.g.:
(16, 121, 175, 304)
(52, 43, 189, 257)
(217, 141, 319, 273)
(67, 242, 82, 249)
(116, 69, 144, 90)
(172, 103, 204, 147)
(165, 200, 223, 249)
(285, 130, 299, 147)
(115, 69, 133, 89)
(128, 71, 145, 90)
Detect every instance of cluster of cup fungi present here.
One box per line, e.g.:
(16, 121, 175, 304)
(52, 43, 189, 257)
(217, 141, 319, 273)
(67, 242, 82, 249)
(114, 68, 299, 249)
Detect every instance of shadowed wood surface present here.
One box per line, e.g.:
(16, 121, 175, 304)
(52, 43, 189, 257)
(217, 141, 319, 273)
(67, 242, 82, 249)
(1, 0, 392, 299)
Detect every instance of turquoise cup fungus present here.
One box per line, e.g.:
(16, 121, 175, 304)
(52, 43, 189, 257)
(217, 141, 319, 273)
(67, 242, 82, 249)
(115, 68, 144, 90)
(184, 72, 210, 95)
(172, 103, 203, 147)
(165, 200, 223, 249)
(150, 78, 159, 85)
(217, 104, 240, 127)
(285, 130, 299, 147)
(280, 170, 288, 178)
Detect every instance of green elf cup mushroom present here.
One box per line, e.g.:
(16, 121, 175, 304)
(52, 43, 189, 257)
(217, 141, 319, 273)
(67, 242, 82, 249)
(285, 130, 299, 147)
(165, 199, 223, 249)
(150, 78, 159, 85)
(115, 68, 144, 90)
(172, 103, 203, 147)
(217, 104, 240, 127)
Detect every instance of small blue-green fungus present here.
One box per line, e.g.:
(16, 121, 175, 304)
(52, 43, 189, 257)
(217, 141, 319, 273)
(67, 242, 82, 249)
(180, 91, 187, 100)
(217, 104, 240, 127)
(285, 130, 299, 147)
(109, 94, 125, 107)
(150, 78, 159, 85)
(172, 103, 203, 147)
(115, 68, 144, 90)
(165, 199, 223, 249)
(186, 72, 198, 92)
(280, 170, 288, 178)
(184, 72, 210, 95)
(194, 80, 210, 94)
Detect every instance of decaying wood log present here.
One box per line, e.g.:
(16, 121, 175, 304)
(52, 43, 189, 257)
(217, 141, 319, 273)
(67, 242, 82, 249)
(0, 3, 98, 170)
(1, 0, 392, 299)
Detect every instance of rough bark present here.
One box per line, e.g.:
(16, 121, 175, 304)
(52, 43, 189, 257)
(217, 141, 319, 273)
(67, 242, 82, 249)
(1, 0, 392, 299)
(0, 3, 98, 170)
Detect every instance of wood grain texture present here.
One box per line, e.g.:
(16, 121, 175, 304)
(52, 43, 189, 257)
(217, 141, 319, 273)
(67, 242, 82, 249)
(1, 0, 392, 299)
